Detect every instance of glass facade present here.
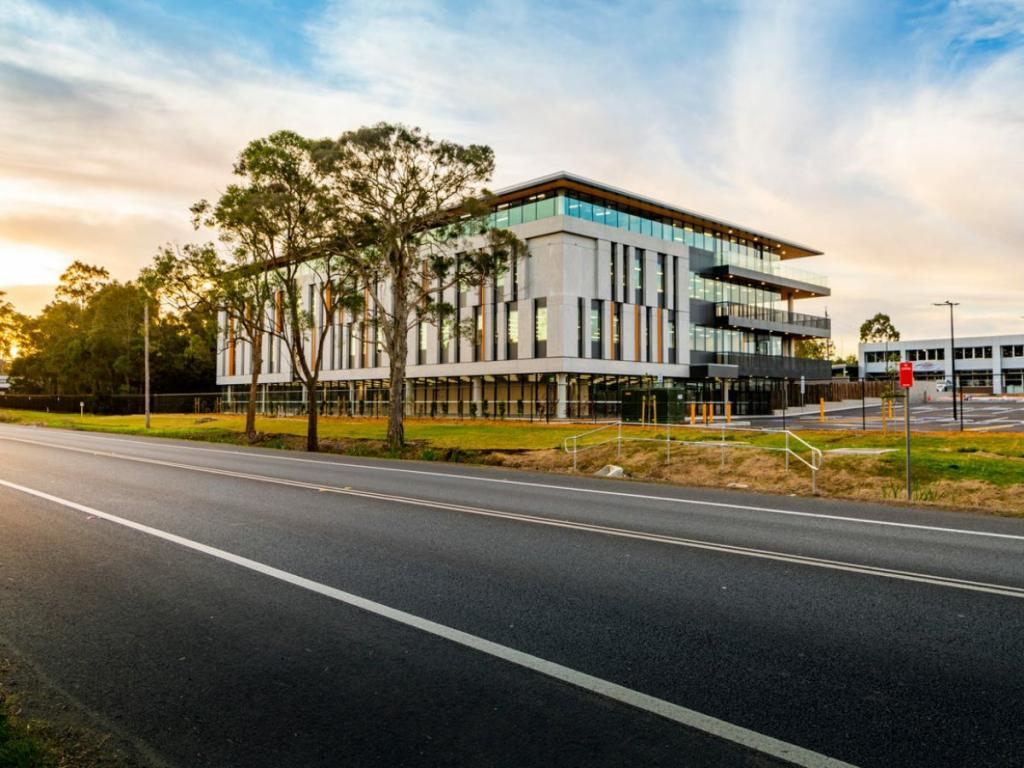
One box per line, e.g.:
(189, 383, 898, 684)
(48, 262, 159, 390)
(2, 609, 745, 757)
(489, 191, 779, 258)
(479, 189, 827, 287)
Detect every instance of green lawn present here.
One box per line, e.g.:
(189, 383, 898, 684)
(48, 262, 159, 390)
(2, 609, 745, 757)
(2, 408, 1022, 493)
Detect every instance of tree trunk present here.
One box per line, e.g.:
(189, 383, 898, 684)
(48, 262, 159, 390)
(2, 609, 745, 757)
(245, 326, 263, 442)
(306, 378, 319, 452)
(386, 304, 409, 452)
(387, 348, 406, 451)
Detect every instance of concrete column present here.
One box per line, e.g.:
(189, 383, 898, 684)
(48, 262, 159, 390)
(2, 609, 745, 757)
(556, 373, 567, 419)
(993, 348, 1004, 394)
(472, 377, 483, 412)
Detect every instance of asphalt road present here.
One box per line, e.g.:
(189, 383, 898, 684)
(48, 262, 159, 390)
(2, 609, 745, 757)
(758, 398, 1024, 432)
(1, 423, 1023, 768)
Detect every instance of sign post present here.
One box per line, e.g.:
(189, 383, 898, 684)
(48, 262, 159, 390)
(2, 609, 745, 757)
(899, 362, 914, 500)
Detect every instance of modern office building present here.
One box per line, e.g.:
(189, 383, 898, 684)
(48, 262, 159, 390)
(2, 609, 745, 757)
(216, 172, 831, 417)
(860, 333, 1024, 394)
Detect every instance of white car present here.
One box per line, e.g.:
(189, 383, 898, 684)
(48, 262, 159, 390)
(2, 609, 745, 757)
(935, 379, 953, 392)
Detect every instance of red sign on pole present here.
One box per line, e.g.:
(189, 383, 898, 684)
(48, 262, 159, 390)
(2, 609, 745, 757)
(899, 361, 914, 388)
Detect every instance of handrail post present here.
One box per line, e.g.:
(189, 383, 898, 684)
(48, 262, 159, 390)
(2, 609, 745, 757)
(617, 421, 622, 459)
(572, 436, 577, 472)
(666, 419, 671, 464)
(785, 431, 790, 471)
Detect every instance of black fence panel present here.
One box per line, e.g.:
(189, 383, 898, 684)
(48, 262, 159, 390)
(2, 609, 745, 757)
(0, 392, 222, 415)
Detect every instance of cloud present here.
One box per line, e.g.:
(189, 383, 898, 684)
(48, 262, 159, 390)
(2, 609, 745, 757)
(0, 0, 1022, 353)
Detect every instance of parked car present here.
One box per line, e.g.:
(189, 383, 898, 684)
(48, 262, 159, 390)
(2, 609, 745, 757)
(935, 379, 953, 392)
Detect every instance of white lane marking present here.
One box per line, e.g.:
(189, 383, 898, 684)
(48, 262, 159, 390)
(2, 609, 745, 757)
(0, 478, 858, 768)
(4, 434, 1024, 599)
(3, 426, 1024, 543)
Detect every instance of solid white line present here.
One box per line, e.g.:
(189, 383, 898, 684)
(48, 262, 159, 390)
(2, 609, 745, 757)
(0, 477, 858, 768)
(4, 433, 1024, 599)
(3, 426, 1024, 544)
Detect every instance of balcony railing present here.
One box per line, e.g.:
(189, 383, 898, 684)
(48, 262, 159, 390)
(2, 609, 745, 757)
(714, 302, 831, 331)
(692, 351, 832, 380)
(712, 251, 829, 288)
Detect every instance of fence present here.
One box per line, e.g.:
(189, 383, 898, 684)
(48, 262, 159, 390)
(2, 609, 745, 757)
(562, 422, 824, 495)
(0, 378, 962, 421)
(0, 392, 223, 415)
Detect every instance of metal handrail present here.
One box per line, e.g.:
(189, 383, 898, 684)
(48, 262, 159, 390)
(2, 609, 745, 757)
(714, 302, 831, 330)
(563, 422, 823, 495)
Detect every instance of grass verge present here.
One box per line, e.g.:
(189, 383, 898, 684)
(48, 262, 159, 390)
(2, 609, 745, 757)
(0, 654, 146, 768)
(2, 409, 1023, 516)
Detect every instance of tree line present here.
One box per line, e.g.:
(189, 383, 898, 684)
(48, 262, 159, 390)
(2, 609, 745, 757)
(1, 262, 215, 396)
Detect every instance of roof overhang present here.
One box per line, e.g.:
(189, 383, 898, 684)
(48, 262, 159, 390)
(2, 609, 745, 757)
(491, 171, 822, 260)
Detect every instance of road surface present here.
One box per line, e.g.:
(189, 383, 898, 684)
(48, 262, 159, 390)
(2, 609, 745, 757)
(1, 422, 1022, 767)
(757, 398, 1024, 432)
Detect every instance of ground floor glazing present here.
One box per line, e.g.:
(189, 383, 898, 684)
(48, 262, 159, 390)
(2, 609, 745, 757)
(221, 373, 802, 419)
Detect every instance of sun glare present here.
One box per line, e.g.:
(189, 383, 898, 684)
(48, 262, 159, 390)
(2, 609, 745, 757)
(0, 240, 71, 285)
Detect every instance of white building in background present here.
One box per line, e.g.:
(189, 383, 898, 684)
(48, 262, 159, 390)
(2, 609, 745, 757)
(216, 172, 832, 417)
(859, 334, 1024, 394)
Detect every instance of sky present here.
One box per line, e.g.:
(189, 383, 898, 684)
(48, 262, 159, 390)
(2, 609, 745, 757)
(1, 0, 1022, 356)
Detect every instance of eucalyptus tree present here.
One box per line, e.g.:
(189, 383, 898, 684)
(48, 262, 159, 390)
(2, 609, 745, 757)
(193, 130, 361, 452)
(150, 242, 274, 441)
(325, 123, 526, 450)
(860, 312, 901, 374)
(55, 261, 110, 307)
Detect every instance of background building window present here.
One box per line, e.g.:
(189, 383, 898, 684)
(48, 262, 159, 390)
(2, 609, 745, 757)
(633, 248, 644, 304)
(440, 317, 453, 364)
(620, 246, 629, 302)
(668, 314, 677, 364)
(417, 322, 427, 365)
(534, 298, 547, 358)
(657, 253, 666, 308)
(473, 306, 483, 362)
(577, 298, 585, 357)
(506, 303, 518, 359)
(610, 243, 618, 302)
(612, 303, 622, 360)
(591, 299, 603, 359)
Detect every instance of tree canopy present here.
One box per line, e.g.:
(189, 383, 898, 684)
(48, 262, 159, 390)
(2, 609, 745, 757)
(859, 313, 900, 344)
(9, 277, 215, 396)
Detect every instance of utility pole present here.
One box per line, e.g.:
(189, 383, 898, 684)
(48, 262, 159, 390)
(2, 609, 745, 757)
(144, 299, 151, 430)
(933, 301, 959, 426)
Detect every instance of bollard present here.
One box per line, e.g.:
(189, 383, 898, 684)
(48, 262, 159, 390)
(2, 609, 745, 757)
(689, 402, 696, 425)
(819, 397, 825, 423)
(725, 401, 732, 424)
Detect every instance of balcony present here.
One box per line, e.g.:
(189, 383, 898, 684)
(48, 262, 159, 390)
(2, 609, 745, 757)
(690, 249, 830, 297)
(690, 351, 832, 380)
(714, 302, 831, 338)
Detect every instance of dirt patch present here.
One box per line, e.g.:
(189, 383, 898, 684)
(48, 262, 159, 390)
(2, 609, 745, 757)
(490, 443, 1024, 516)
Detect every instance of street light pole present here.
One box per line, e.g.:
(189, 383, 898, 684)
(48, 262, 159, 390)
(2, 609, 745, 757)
(934, 301, 959, 424)
(144, 299, 151, 430)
